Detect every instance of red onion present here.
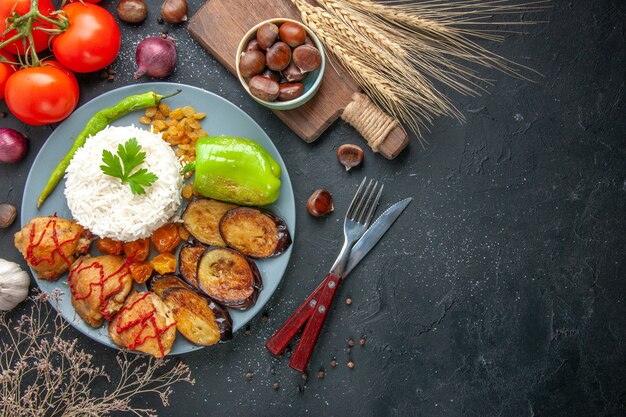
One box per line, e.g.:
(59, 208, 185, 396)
(0, 128, 28, 163)
(134, 36, 177, 79)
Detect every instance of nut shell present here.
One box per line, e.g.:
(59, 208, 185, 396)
(281, 61, 306, 82)
(279, 21, 306, 47)
(248, 75, 280, 101)
(239, 50, 266, 78)
(262, 68, 281, 83)
(116, 0, 148, 24)
(266, 41, 291, 71)
(246, 39, 261, 52)
(306, 189, 334, 217)
(256, 23, 279, 50)
(337, 144, 364, 171)
(292, 44, 321, 72)
(278, 83, 305, 102)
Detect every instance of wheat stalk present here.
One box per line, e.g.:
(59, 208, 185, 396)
(291, 0, 549, 142)
(293, 0, 462, 138)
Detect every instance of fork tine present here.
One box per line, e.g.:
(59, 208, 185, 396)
(351, 179, 373, 221)
(363, 183, 383, 226)
(356, 181, 379, 224)
(347, 177, 367, 220)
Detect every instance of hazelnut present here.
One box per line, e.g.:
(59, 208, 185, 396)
(262, 68, 281, 83)
(279, 21, 306, 47)
(281, 61, 306, 82)
(246, 39, 261, 52)
(0, 203, 16, 228)
(239, 50, 266, 78)
(292, 44, 321, 72)
(160, 0, 187, 24)
(266, 41, 291, 71)
(256, 23, 279, 50)
(278, 83, 305, 102)
(337, 144, 364, 171)
(306, 189, 334, 217)
(248, 75, 280, 101)
(117, 0, 148, 24)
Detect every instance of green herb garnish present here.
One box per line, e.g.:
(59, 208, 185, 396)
(100, 138, 158, 195)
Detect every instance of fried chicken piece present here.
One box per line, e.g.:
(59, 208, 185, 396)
(14, 216, 91, 280)
(68, 255, 133, 328)
(108, 291, 177, 358)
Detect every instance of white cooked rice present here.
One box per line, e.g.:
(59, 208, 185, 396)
(64, 125, 183, 241)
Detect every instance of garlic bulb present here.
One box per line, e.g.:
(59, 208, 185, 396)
(0, 259, 30, 311)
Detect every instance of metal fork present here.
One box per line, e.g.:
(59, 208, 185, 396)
(289, 177, 383, 372)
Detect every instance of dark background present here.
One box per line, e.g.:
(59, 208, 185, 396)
(1, 0, 625, 416)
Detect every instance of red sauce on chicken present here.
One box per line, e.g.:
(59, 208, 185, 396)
(26, 217, 86, 267)
(68, 257, 131, 320)
(115, 292, 176, 357)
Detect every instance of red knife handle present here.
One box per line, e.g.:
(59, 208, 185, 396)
(265, 279, 325, 356)
(289, 273, 341, 372)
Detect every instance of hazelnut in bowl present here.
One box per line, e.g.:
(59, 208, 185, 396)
(236, 18, 326, 111)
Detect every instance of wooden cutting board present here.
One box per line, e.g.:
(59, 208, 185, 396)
(188, 0, 408, 159)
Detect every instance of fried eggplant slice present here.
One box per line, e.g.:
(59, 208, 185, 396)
(147, 274, 190, 298)
(197, 247, 262, 310)
(219, 207, 291, 258)
(108, 291, 177, 358)
(178, 243, 206, 289)
(162, 287, 233, 345)
(182, 199, 238, 246)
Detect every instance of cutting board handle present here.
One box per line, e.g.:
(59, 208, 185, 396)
(341, 93, 409, 160)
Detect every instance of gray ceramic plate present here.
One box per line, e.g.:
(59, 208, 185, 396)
(21, 82, 295, 355)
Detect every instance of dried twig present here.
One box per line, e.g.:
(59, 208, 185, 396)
(0, 290, 194, 417)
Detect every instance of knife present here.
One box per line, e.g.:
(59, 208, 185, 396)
(265, 197, 412, 356)
(344, 197, 412, 277)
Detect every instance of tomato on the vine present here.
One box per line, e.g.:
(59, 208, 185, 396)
(0, 0, 55, 55)
(51, 3, 120, 73)
(5, 61, 79, 125)
(0, 51, 16, 100)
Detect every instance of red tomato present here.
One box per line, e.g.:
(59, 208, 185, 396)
(51, 3, 120, 73)
(0, 51, 16, 100)
(5, 62, 79, 125)
(68, 0, 102, 2)
(0, 0, 55, 55)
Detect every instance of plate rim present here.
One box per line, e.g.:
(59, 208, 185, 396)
(20, 82, 296, 355)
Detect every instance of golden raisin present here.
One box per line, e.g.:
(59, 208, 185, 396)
(153, 110, 165, 121)
(170, 108, 184, 120)
(129, 261, 153, 284)
(182, 106, 195, 118)
(145, 107, 157, 117)
(139, 116, 152, 125)
(97, 238, 123, 255)
(152, 120, 167, 132)
(151, 223, 181, 253)
(123, 238, 150, 262)
(182, 183, 194, 200)
(150, 252, 176, 275)
(158, 102, 170, 116)
(194, 112, 206, 120)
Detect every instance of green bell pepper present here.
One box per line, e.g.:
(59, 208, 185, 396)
(193, 136, 282, 206)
